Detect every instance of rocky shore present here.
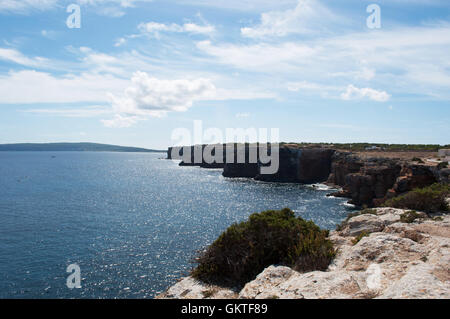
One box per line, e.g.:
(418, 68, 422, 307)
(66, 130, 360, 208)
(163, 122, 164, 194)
(326, 151, 448, 207)
(161, 145, 449, 299)
(158, 207, 450, 299)
(168, 144, 449, 208)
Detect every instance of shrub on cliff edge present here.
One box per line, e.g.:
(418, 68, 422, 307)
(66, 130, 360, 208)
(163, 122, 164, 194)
(383, 183, 450, 213)
(191, 208, 335, 287)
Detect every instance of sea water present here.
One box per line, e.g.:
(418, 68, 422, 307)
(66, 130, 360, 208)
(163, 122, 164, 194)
(0, 152, 353, 298)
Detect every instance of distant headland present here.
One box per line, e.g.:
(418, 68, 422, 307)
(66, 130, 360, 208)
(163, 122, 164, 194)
(0, 142, 166, 153)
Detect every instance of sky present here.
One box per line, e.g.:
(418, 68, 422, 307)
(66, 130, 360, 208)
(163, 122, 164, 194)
(0, 0, 449, 149)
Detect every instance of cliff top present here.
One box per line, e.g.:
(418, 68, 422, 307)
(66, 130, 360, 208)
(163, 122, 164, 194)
(158, 207, 450, 299)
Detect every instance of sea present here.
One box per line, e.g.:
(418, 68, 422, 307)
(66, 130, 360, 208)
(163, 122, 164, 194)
(0, 151, 354, 298)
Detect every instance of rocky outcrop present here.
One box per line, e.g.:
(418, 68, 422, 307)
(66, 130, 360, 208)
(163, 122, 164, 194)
(168, 145, 226, 168)
(168, 145, 444, 206)
(222, 145, 261, 178)
(168, 145, 335, 183)
(222, 163, 259, 178)
(254, 147, 302, 182)
(327, 152, 441, 207)
(298, 149, 335, 183)
(433, 167, 450, 184)
(327, 152, 364, 186)
(255, 148, 335, 184)
(159, 208, 450, 299)
(344, 161, 402, 207)
(156, 277, 238, 299)
(393, 164, 437, 194)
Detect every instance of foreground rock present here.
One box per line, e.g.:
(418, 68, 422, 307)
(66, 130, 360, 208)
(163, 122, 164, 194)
(156, 277, 238, 299)
(158, 208, 450, 299)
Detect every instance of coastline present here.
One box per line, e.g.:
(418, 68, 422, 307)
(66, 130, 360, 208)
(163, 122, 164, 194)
(167, 144, 449, 208)
(158, 207, 450, 299)
(159, 144, 450, 299)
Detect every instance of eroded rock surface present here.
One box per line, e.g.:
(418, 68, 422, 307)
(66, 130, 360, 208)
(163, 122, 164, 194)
(327, 152, 440, 207)
(158, 208, 450, 299)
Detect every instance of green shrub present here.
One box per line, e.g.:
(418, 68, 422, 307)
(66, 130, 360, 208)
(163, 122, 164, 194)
(202, 289, 217, 298)
(400, 210, 421, 223)
(412, 157, 425, 163)
(352, 231, 369, 245)
(191, 208, 335, 287)
(383, 183, 450, 213)
(437, 162, 448, 169)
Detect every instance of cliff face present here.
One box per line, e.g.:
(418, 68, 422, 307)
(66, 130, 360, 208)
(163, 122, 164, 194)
(168, 145, 226, 168)
(255, 147, 302, 182)
(298, 149, 335, 183)
(222, 145, 260, 178)
(168, 145, 336, 184)
(168, 146, 444, 207)
(158, 208, 450, 299)
(222, 163, 259, 178)
(327, 152, 439, 207)
(327, 152, 364, 186)
(255, 148, 335, 183)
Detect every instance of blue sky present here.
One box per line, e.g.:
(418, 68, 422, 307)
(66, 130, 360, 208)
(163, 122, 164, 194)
(0, 0, 449, 149)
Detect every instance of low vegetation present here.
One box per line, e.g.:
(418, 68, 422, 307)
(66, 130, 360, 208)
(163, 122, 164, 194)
(191, 208, 335, 287)
(400, 210, 421, 223)
(280, 142, 449, 152)
(383, 183, 450, 213)
(352, 231, 370, 245)
(201, 288, 218, 298)
(437, 162, 448, 169)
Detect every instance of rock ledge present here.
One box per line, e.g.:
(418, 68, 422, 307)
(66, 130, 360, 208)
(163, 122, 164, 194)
(158, 208, 450, 299)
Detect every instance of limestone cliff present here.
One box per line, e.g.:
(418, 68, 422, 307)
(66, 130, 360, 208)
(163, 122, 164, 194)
(157, 208, 450, 299)
(168, 145, 335, 184)
(327, 152, 440, 207)
(168, 145, 446, 207)
(255, 148, 334, 183)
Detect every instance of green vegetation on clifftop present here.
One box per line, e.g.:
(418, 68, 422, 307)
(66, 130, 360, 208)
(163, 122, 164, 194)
(191, 208, 335, 287)
(383, 183, 450, 213)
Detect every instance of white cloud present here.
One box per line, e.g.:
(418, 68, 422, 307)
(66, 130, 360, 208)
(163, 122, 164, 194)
(172, 0, 298, 12)
(76, 0, 152, 8)
(241, 0, 339, 38)
(101, 114, 142, 128)
(341, 85, 390, 102)
(0, 47, 48, 67)
(330, 67, 376, 81)
(97, 6, 126, 17)
(197, 23, 450, 99)
(196, 40, 316, 70)
(0, 70, 128, 104)
(0, 0, 58, 13)
(138, 21, 215, 37)
(287, 81, 329, 92)
(0, 0, 154, 15)
(114, 38, 127, 47)
(182, 23, 215, 35)
(236, 112, 250, 118)
(24, 106, 113, 117)
(105, 71, 216, 122)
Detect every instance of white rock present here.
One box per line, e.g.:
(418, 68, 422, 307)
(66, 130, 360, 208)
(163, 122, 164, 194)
(378, 262, 449, 299)
(340, 214, 385, 237)
(157, 277, 236, 299)
(239, 266, 297, 299)
(159, 209, 450, 299)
